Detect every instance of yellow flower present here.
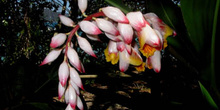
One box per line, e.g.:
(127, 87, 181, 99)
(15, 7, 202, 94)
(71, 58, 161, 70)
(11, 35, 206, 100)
(139, 44, 156, 58)
(163, 25, 175, 49)
(104, 46, 119, 65)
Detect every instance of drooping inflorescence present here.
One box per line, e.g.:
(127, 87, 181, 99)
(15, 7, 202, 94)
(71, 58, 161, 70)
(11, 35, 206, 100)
(40, 0, 176, 109)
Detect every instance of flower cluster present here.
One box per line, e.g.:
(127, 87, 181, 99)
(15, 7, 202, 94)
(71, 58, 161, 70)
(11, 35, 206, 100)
(40, 0, 176, 109)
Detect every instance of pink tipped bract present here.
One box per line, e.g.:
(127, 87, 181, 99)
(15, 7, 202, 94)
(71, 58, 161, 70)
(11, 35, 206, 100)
(117, 23, 133, 44)
(58, 61, 69, 86)
(50, 33, 66, 48)
(126, 11, 149, 31)
(79, 21, 102, 35)
(40, 49, 62, 66)
(96, 18, 119, 36)
(102, 6, 129, 24)
(77, 35, 97, 58)
(78, 0, 87, 13)
(59, 15, 74, 27)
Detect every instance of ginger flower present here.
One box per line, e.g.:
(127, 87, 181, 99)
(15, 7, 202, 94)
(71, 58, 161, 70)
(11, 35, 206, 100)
(104, 41, 119, 65)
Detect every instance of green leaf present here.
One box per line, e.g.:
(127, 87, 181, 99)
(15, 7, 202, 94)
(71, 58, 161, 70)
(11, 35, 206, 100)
(198, 81, 219, 109)
(105, 0, 131, 14)
(181, 0, 219, 96)
(180, 0, 216, 53)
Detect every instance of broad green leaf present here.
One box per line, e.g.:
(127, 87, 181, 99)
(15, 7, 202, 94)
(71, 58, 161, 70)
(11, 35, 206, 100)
(199, 81, 219, 109)
(105, 0, 131, 14)
(181, 0, 219, 96)
(180, 0, 216, 53)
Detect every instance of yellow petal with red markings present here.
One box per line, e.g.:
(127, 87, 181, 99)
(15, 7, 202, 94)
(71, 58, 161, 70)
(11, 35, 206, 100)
(129, 48, 143, 66)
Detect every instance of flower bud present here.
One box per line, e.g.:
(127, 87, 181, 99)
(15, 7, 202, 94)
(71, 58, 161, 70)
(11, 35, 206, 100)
(69, 67, 84, 90)
(69, 85, 77, 109)
(78, 0, 87, 13)
(50, 33, 66, 48)
(79, 21, 102, 35)
(40, 49, 62, 66)
(96, 18, 119, 36)
(137, 24, 161, 48)
(126, 11, 149, 31)
(67, 47, 83, 72)
(102, 6, 129, 24)
(77, 96, 84, 110)
(117, 23, 133, 44)
(58, 61, 69, 86)
(77, 35, 97, 58)
(58, 82, 65, 100)
(59, 15, 74, 27)
(147, 50, 161, 73)
(119, 50, 130, 72)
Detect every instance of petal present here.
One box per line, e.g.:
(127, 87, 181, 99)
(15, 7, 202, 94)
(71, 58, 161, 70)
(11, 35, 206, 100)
(117, 23, 133, 44)
(76, 96, 84, 110)
(137, 25, 161, 48)
(126, 11, 149, 31)
(50, 33, 67, 48)
(69, 67, 84, 90)
(105, 33, 122, 42)
(102, 6, 129, 24)
(96, 18, 120, 36)
(77, 35, 97, 58)
(59, 15, 74, 27)
(68, 85, 77, 109)
(58, 82, 65, 100)
(119, 50, 130, 72)
(58, 61, 69, 86)
(108, 40, 118, 53)
(40, 49, 62, 66)
(129, 48, 143, 66)
(149, 50, 161, 73)
(67, 47, 82, 72)
(78, 0, 87, 13)
(79, 21, 102, 35)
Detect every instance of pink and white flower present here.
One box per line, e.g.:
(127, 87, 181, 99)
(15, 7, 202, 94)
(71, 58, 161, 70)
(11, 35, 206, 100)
(58, 61, 69, 86)
(79, 21, 102, 35)
(117, 23, 133, 44)
(77, 35, 97, 58)
(95, 18, 120, 36)
(59, 15, 75, 27)
(67, 47, 83, 72)
(50, 33, 67, 48)
(126, 11, 149, 31)
(40, 49, 62, 66)
(78, 0, 87, 13)
(101, 6, 129, 24)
